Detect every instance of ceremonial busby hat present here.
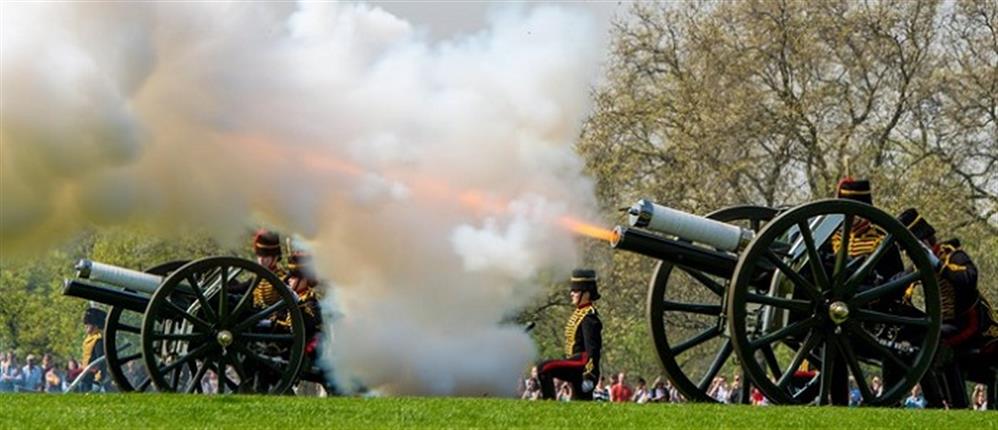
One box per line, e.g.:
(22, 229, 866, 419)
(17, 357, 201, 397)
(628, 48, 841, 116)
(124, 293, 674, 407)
(570, 269, 600, 300)
(836, 177, 873, 205)
(83, 307, 107, 326)
(253, 229, 282, 257)
(287, 251, 314, 278)
(897, 208, 936, 241)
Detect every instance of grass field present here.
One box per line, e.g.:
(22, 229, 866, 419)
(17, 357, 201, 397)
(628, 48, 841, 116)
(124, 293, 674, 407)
(1, 394, 995, 429)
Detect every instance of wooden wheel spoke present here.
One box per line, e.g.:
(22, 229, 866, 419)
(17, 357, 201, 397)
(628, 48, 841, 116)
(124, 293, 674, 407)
(751, 318, 818, 350)
(117, 324, 141, 334)
(797, 221, 832, 291)
(137, 377, 152, 391)
(678, 266, 725, 296)
(662, 300, 722, 315)
(151, 332, 209, 342)
(778, 331, 822, 389)
(228, 351, 248, 382)
(851, 308, 929, 327)
(118, 353, 141, 363)
(764, 250, 821, 300)
(239, 332, 295, 342)
(818, 342, 837, 405)
(845, 321, 912, 372)
(232, 301, 288, 333)
(231, 344, 289, 375)
(842, 234, 896, 298)
(162, 300, 213, 332)
(760, 344, 784, 380)
(218, 353, 233, 394)
(158, 343, 214, 375)
(672, 326, 721, 356)
(186, 274, 218, 323)
(833, 336, 874, 402)
(185, 360, 210, 394)
(850, 271, 920, 305)
(228, 275, 263, 326)
(832, 214, 854, 290)
(746, 293, 812, 313)
(697, 339, 733, 391)
(217, 266, 229, 322)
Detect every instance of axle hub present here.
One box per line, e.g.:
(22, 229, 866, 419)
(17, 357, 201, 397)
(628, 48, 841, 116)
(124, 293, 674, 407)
(828, 301, 850, 325)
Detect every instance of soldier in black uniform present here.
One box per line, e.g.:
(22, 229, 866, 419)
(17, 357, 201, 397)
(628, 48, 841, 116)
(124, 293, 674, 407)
(898, 209, 997, 354)
(251, 229, 289, 308)
(537, 269, 603, 401)
(80, 307, 107, 392)
(898, 208, 998, 408)
(283, 250, 323, 346)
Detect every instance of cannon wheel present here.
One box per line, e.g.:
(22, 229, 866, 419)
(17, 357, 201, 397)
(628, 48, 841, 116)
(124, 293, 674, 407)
(727, 199, 941, 405)
(141, 256, 306, 394)
(104, 260, 188, 392)
(647, 205, 778, 403)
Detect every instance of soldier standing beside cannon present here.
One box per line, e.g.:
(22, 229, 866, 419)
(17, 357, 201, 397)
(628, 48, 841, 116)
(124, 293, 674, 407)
(251, 229, 288, 308)
(537, 269, 603, 401)
(80, 307, 107, 392)
(898, 208, 998, 408)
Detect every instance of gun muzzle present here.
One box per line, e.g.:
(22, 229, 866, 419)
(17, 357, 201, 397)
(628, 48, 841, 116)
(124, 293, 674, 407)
(611, 226, 738, 279)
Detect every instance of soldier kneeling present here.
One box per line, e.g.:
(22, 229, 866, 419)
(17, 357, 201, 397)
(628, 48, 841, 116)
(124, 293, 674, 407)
(537, 269, 603, 401)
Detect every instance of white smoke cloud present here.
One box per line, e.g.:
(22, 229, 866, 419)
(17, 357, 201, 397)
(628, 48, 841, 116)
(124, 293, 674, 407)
(1, 2, 604, 395)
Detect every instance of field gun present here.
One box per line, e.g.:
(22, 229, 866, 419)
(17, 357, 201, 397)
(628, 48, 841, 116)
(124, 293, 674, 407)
(608, 198, 944, 406)
(62, 257, 312, 394)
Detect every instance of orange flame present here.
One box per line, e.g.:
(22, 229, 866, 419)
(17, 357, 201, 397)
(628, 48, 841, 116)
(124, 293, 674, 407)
(556, 216, 616, 242)
(229, 134, 615, 242)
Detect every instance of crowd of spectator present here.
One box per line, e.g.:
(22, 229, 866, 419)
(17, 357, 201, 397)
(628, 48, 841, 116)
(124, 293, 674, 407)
(518, 367, 992, 410)
(1, 351, 92, 393)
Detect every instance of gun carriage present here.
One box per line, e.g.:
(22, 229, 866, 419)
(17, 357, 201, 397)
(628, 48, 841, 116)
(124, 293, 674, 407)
(63, 256, 323, 394)
(611, 198, 951, 406)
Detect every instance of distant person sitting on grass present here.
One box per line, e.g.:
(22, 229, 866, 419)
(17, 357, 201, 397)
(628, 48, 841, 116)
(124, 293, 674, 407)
(972, 384, 988, 411)
(650, 378, 670, 403)
(593, 376, 610, 401)
(557, 381, 573, 402)
(521, 377, 541, 400)
(904, 384, 926, 409)
(610, 372, 633, 403)
(632, 377, 649, 403)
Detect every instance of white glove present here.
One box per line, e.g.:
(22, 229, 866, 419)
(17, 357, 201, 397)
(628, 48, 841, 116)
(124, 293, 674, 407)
(581, 379, 594, 393)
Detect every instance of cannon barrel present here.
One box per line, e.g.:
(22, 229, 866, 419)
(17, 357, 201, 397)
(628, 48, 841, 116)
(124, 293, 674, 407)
(63, 279, 150, 313)
(76, 259, 166, 295)
(75, 259, 195, 295)
(627, 199, 753, 252)
(611, 226, 739, 279)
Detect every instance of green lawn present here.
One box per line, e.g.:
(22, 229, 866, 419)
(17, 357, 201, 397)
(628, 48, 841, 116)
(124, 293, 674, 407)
(1, 394, 995, 429)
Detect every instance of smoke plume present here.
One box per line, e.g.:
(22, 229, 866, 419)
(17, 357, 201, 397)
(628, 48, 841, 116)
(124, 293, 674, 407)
(1, 2, 603, 395)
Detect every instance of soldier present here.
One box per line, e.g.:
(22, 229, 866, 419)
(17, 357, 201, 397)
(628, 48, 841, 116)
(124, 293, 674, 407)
(80, 307, 107, 392)
(251, 229, 289, 308)
(898, 208, 998, 408)
(282, 250, 323, 341)
(537, 269, 603, 401)
(897, 209, 997, 354)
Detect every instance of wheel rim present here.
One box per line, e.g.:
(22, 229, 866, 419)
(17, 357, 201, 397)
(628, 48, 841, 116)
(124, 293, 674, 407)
(104, 260, 188, 392)
(727, 199, 940, 406)
(141, 256, 306, 394)
(648, 205, 778, 403)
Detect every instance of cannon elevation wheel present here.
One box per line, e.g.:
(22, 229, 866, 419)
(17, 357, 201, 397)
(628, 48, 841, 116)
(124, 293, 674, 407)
(104, 260, 188, 392)
(727, 199, 941, 406)
(647, 205, 778, 403)
(141, 256, 306, 394)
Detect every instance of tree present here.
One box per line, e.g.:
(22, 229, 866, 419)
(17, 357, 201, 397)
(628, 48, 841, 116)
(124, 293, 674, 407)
(526, 0, 998, 384)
